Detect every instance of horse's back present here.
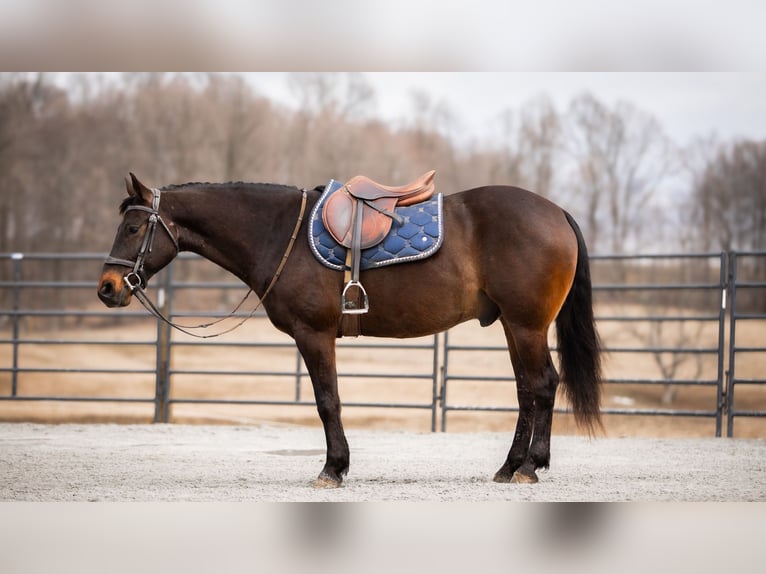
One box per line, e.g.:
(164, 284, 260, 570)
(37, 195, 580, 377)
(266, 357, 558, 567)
(446, 185, 571, 232)
(444, 185, 576, 261)
(358, 185, 578, 337)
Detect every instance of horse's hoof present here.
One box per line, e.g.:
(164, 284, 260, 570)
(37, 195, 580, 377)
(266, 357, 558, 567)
(511, 469, 539, 484)
(313, 473, 343, 489)
(492, 471, 513, 483)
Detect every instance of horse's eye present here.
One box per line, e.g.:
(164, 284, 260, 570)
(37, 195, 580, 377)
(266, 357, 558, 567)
(127, 225, 140, 234)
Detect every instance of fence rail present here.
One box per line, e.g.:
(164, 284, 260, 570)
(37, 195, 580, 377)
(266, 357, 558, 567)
(1, 251, 764, 436)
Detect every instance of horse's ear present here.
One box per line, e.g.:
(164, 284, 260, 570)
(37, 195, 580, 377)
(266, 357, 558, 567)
(126, 173, 153, 203)
(125, 176, 136, 197)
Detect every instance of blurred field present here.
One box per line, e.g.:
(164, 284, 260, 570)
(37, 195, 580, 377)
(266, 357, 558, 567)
(1, 303, 764, 438)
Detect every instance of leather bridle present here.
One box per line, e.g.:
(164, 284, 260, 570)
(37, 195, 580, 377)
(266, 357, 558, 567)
(104, 187, 179, 292)
(103, 187, 308, 339)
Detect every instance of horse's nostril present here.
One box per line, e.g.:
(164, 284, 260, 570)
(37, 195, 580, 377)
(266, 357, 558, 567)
(99, 280, 115, 297)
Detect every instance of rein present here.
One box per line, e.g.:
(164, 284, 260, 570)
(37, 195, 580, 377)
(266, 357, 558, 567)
(106, 187, 308, 339)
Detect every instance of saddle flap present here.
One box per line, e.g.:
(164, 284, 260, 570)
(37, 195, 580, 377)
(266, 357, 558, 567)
(322, 190, 395, 249)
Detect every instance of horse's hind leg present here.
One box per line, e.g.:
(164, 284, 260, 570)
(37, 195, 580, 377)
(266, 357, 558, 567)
(515, 349, 559, 483)
(494, 323, 559, 484)
(493, 324, 534, 482)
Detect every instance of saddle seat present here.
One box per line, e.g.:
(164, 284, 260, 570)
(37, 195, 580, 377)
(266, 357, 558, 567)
(322, 170, 436, 249)
(342, 170, 436, 203)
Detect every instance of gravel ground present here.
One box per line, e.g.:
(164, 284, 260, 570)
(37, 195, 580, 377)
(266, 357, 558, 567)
(1, 423, 764, 501)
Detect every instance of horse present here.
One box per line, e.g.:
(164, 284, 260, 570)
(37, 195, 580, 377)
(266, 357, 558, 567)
(98, 173, 602, 488)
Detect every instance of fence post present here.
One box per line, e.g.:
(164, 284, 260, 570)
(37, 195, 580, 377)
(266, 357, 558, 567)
(726, 252, 738, 437)
(440, 331, 450, 432)
(714, 252, 728, 437)
(430, 333, 440, 432)
(10, 253, 23, 396)
(154, 266, 173, 423)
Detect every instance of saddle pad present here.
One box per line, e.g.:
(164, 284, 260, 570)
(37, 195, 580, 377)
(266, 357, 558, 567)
(309, 179, 444, 271)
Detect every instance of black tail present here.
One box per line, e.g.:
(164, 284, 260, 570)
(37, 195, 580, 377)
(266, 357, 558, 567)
(556, 212, 603, 434)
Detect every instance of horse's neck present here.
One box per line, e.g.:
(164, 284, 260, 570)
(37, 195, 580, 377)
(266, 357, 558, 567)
(170, 185, 296, 290)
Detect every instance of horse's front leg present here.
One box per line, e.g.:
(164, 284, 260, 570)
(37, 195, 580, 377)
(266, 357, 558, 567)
(294, 329, 349, 488)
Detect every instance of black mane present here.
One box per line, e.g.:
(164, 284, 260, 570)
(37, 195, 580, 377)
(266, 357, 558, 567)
(118, 181, 302, 214)
(159, 181, 298, 193)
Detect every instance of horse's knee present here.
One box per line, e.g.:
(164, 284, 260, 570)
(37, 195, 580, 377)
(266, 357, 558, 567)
(314, 394, 341, 421)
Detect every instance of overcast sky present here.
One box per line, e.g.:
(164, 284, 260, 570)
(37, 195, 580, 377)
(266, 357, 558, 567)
(247, 73, 766, 148)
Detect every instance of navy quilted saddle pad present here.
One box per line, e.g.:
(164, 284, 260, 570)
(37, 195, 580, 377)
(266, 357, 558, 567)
(309, 179, 444, 271)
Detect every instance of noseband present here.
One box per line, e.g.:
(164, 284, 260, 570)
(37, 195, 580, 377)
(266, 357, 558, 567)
(104, 188, 179, 292)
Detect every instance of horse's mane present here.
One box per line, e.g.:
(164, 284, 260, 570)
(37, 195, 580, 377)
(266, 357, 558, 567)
(160, 181, 298, 193)
(118, 181, 304, 214)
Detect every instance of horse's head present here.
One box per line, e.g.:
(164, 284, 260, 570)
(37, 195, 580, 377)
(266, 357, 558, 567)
(98, 173, 179, 307)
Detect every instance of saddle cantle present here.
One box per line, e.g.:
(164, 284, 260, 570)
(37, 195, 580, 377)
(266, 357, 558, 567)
(322, 170, 436, 249)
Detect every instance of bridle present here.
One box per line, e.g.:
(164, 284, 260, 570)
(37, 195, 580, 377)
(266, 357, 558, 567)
(104, 187, 179, 292)
(103, 187, 308, 338)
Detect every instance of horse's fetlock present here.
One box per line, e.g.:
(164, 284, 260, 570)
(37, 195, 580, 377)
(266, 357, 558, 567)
(529, 446, 551, 470)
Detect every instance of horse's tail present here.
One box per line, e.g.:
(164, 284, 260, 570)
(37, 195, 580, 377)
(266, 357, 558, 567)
(555, 211, 603, 434)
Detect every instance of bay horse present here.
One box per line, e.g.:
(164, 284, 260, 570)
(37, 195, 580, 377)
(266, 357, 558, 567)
(98, 173, 601, 487)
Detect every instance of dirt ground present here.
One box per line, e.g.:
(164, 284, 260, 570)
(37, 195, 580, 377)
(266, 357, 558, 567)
(1, 423, 764, 501)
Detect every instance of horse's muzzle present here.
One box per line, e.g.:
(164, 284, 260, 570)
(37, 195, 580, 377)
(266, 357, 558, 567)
(97, 270, 133, 307)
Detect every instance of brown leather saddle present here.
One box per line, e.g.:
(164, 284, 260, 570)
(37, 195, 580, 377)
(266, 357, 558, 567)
(321, 170, 436, 322)
(322, 170, 436, 249)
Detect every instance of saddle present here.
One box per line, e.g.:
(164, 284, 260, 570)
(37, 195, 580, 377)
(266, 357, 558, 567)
(321, 170, 436, 320)
(322, 170, 436, 249)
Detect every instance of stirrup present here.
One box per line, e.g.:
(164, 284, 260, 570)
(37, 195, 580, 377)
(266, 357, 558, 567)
(341, 281, 369, 314)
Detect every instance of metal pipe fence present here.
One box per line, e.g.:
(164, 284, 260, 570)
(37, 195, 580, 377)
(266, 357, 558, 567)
(441, 253, 729, 434)
(0, 251, 764, 436)
(726, 251, 766, 436)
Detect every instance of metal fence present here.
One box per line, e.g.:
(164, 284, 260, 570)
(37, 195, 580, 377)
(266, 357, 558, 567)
(441, 253, 731, 434)
(161, 258, 441, 430)
(1, 251, 764, 436)
(726, 251, 766, 436)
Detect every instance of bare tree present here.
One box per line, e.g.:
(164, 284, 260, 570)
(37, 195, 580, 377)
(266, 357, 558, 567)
(203, 74, 278, 182)
(402, 89, 462, 192)
(519, 96, 561, 199)
(286, 72, 377, 183)
(7, 73, 758, 274)
(564, 93, 675, 254)
(490, 95, 562, 198)
(688, 138, 766, 252)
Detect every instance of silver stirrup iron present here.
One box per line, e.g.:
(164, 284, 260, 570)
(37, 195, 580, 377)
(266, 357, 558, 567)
(341, 280, 369, 314)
